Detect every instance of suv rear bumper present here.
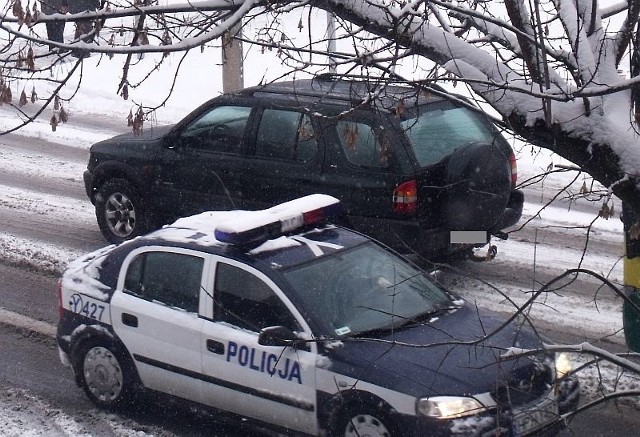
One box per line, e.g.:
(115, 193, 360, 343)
(490, 189, 524, 232)
(348, 189, 524, 258)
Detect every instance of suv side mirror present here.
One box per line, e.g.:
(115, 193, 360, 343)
(164, 131, 185, 149)
(258, 326, 298, 347)
(165, 134, 198, 156)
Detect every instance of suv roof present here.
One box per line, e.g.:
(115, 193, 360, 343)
(242, 74, 445, 109)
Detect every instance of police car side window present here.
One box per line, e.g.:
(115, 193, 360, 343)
(124, 252, 204, 313)
(214, 263, 299, 332)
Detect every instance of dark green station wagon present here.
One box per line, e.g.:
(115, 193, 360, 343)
(83, 75, 523, 258)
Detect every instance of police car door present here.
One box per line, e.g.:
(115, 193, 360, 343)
(110, 247, 209, 404)
(200, 258, 318, 435)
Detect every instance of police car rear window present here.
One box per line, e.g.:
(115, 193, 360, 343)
(124, 251, 203, 312)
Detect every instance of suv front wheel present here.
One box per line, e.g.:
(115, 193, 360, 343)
(95, 178, 148, 243)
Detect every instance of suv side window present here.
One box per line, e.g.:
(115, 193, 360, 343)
(214, 262, 299, 332)
(124, 251, 204, 313)
(181, 106, 252, 154)
(336, 120, 390, 169)
(256, 109, 317, 162)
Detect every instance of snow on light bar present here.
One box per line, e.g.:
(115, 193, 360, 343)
(214, 194, 343, 246)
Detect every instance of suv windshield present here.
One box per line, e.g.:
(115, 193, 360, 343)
(400, 101, 501, 167)
(282, 242, 455, 337)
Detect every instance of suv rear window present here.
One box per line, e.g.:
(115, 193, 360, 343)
(400, 101, 501, 167)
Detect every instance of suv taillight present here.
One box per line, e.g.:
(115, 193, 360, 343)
(57, 279, 63, 320)
(393, 180, 417, 215)
(509, 153, 518, 188)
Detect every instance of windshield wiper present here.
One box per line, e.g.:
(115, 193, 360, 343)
(394, 305, 461, 329)
(351, 305, 460, 337)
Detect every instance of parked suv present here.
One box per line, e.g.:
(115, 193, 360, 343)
(84, 75, 523, 258)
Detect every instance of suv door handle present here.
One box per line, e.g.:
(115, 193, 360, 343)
(122, 313, 138, 327)
(206, 339, 225, 355)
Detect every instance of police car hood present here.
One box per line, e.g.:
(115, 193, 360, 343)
(328, 304, 546, 398)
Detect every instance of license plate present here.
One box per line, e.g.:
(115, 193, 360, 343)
(450, 230, 488, 244)
(511, 398, 559, 436)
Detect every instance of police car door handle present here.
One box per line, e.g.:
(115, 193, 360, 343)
(206, 339, 225, 355)
(122, 313, 138, 328)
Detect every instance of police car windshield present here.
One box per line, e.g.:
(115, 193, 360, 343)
(282, 242, 454, 337)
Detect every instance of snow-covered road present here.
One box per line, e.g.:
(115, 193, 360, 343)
(0, 40, 633, 434)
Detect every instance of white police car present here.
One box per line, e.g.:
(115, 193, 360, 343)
(57, 194, 579, 436)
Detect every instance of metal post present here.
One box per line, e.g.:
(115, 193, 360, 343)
(327, 12, 336, 74)
(622, 202, 640, 350)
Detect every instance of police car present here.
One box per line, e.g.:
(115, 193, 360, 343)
(57, 194, 579, 436)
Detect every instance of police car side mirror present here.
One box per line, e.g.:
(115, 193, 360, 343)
(258, 326, 297, 348)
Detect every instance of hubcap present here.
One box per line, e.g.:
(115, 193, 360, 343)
(104, 192, 136, 238)
(345, 414, 391, 437)
(83, 346, 124, 403)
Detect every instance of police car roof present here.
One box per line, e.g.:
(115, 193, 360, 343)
(116, 195, 368, 270)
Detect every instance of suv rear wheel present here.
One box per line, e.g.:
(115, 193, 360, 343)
(95, 178, 148, 243)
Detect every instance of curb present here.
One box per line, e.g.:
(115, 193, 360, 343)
(0, 307, 56, 338)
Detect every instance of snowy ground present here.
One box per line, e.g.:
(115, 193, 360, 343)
(0, 8, 637, 434)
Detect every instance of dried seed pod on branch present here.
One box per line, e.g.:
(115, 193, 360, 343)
(50, 114, 58, 132)
(132, 107, 144, 136)
(19, 89, 27, 106)
(12, 1, 24, 23)
(59, 106, 69, 123)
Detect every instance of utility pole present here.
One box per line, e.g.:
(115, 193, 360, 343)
(222, 23, 244, 93)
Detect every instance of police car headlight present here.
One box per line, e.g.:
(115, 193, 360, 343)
(416, 396, 488, 419)
(555, 352, 572, 379)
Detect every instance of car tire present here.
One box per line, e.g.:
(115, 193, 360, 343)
(332, 403, 395, 437)
(444, 142, 512, 230)
(95, 178, 148, 243)
(75, 339, 137, 410)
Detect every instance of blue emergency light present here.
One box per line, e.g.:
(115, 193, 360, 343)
(214, 194, 343, 247)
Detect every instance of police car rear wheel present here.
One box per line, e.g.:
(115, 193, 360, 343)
(79, 343, 132, 409)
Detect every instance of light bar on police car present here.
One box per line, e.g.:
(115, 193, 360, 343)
(214, 194, 343, 246)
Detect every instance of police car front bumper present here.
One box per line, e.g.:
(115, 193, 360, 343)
(395, 375, 580, 436)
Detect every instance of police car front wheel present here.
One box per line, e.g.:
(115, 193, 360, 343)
(334, 408, 393, 437)
(77, 341, 135, 409)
